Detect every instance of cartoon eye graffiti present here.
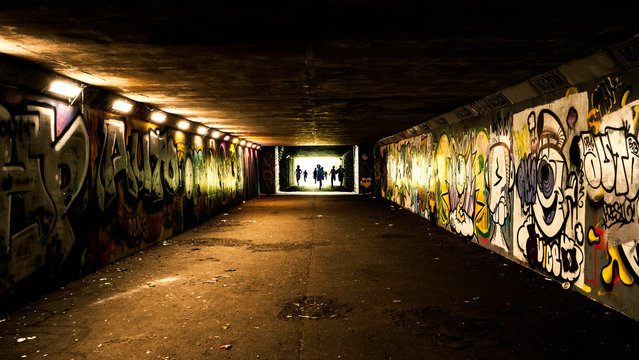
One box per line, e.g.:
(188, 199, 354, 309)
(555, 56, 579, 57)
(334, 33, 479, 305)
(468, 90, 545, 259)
(537, 160, 554, 199)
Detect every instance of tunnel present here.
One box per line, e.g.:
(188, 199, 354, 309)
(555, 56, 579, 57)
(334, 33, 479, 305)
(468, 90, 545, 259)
(1, 2, 639, 358)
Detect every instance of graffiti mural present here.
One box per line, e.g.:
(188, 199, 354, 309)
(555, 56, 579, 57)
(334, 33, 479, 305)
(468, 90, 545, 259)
(380, 129, 493, 243)
(0, 100, 89, 291)
(259, 148, 275, 194)
(381, 135, 434, 219)
(578, 95, 639, 288)
(449, 132, 475, 237)
(91, 115, 249, 264)
(375, 68, 639, 320)
(0, 84, 259, 296)
(512, 93, 587, 285)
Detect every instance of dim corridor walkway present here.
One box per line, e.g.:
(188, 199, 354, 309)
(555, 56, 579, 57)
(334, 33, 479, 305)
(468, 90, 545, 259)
(1, 195, 638, 359)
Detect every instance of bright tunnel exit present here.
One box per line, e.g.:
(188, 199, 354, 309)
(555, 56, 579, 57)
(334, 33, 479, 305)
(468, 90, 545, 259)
(291, 156, 343, 189)
(276, 146, 358, 193)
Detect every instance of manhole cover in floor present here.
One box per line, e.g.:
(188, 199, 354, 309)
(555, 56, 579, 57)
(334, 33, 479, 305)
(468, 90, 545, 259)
(278, 296, 352, 320)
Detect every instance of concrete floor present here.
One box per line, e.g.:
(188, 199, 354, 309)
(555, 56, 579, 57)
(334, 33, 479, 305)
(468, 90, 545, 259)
(1, 195, 638, 359)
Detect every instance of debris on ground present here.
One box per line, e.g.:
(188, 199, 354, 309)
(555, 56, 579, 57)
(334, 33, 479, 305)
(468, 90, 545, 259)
(219, 344, 232, 350)
(117, 268, 127, 272)
(392, 299, 402, 303)
(279, 296, 351, 320)
(162, 241, 169, 246)
(224, 269, 236, 272)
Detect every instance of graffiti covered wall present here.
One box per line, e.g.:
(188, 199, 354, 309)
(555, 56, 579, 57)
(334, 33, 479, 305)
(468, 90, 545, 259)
(0, 85, 259, 295)
(377, 70, 639, 320)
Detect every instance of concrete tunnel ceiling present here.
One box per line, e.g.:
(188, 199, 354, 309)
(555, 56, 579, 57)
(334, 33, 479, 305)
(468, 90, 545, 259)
(0, 2, 638, 146)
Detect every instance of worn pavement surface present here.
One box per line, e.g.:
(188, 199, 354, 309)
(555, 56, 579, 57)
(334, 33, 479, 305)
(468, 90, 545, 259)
(1, 195, 638, 359)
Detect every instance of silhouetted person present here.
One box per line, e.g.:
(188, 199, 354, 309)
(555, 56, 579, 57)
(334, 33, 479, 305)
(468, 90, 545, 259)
(317, 165, 324, 189)
(313, 168, 317, 183)
(295, 165, 302, 185)
(330, 166, 336, 186)
(324, 168, 327, 180)
(303, 170, 308, 182)
(337, 164, 344, 186)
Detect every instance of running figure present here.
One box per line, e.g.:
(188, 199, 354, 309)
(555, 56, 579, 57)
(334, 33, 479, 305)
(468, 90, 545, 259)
(337, 165, 344, 186)
(330, 166, 336, 186)
(316, 164, 324, 190)
(295, 165, 302, 185)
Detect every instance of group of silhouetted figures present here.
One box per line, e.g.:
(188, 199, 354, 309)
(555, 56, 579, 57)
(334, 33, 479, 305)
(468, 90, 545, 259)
(295, 164, 344, 190)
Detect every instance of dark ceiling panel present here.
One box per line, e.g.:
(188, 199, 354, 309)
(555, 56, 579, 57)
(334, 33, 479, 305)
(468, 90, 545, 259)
(0, 1, 638, 145)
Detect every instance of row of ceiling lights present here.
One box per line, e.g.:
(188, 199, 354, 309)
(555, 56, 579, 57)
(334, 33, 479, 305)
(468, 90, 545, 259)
(48, 79, 261, 150)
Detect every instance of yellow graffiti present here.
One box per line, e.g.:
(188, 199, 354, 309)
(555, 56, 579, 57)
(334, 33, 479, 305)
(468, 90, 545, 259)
(602, 246, 635, 287)
(587, 227, 600, 245)
(633, 104, 639, 130)
(565, 86, 578, 96)
(587, 109, 601, 134)
(473, 131, 490, 240)
(174, 131, 186, 164)
(513, 126, 529, 160)
(436, 134, 451, 225)
(426, 149, 437, 217)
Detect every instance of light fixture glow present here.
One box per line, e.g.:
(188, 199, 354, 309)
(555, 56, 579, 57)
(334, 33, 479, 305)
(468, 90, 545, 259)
(257, 146, 261, 149)
(112, 100, 133, 113)
(151, 112, 166, 123)
(223, 135, 231, 141)
(240, 140, 246, 146)
(232, 138, 239, 144)
(48, 80, 82, 97)
(177, 120, 190, 130)
(246, 142, 252, 147)
(252, 144, 257, 149)
(197, 126, 208, 135)
(212, 131, 221, 139)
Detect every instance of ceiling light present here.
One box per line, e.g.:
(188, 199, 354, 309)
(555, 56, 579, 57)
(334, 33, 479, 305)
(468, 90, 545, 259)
(48, 80, 82, 98)
(177, 120, 190, 130)
(257, 146, 261, 149)
(151, 112, 166, 123)
(212, 131, 221, 139)
(246, 142, 252, 147)
(240, 140, 246, 146)
(232, 138, 239, 144)
(197, 126, 208, 135)
(112, 100, 133, 113)
(253, 144, 257, 149)
(223, 135, 231, 141)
